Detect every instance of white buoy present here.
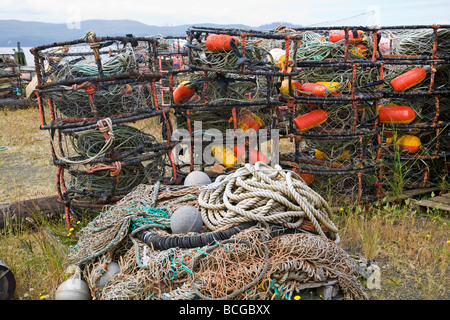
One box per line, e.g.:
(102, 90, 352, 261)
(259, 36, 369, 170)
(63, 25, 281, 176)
(170, 206, 203, 234)
(97, 261, 120, 290)
(55, 272, 91, 300)
(184, 171, 211, 186)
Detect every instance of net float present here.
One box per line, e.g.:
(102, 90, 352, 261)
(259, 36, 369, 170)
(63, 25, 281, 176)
(292, 168, 315, 185)
(233, 145, 269, 164)
(122, 84, 133, 95)
(212, 145, 237, 167)
(205, 34, 239, 51)
(170, 206, 204, 234)
(300, 173, 315, 185)
(300, 82, 327, 97)
(280, 78, 303, 96)
(97, 262, 120, 290)
(350, 44, 368, 58)
(293, 109, 328, 132)
(315, 81, 342, 96)
(396, 134, 421, 153)
(55, 271, 91, 300)
(238, 109, 265, 132)
(184, 170, 211, 186)
(379, 36, 392, 55)
(268, 48, 294, 70)
(315, 149, 350, 161)
(292, 168, 316, 185)
(385, 136, 395, 147)
(390, 67, 427, 92)
(173, 81, 196, 104)
(329, 29, 364, 44)
(378, 105, 416, 124)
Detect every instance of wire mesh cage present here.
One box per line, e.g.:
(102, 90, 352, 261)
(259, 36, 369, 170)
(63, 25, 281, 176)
(31, 33, 179, 222)
(166, 26, 303, 181)
(0, 54, 25, 100)
(276, 24, 450, 202)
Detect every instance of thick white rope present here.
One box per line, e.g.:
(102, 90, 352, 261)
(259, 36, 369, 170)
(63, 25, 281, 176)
(198, 162, 339, 241)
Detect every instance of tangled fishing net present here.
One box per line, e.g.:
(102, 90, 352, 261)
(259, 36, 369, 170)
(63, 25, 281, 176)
(65, 162, 368, 300)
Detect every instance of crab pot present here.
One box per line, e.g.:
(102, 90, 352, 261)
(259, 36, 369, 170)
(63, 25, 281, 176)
(50, 117, 176, 211)
(185, 26, 303, 74)
(171, 104, 276, 180)
(30, 35, 180, 223)
(0, 70, 24, 100)
(31, 35, 162, 122)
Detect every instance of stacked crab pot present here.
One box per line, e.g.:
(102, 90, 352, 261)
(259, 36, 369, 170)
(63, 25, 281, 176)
(168, 27, 303, 182)
(277, 26, 381, 204)
(31, 33, 177, 225)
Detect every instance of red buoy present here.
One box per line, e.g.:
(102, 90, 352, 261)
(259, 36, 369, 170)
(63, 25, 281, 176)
(300, 82, 327, 97)
(390, 68, 427, 92)
(233, 145, 269, 164)
(329, 29, 364, 44)
(205, 34, 239, 51)
(292, 168, 315, 185)
(379, 105, 416, 124)
(173, 82, 196, 104)
(293, 109, 328, 132)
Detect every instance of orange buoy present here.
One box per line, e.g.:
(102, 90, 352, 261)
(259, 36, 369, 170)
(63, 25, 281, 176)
(212, 145, 237, 167)
(205, 34, 239, 51)
(390, 68, 427, 92)
(173, 81, 196, 104)
(233, 145, 269, 164)
(385, 136, 395, 147)
(292, 168, 315, 185)
(294, 109, 328, 132)
(329, 29, 364, 44)
(238, 110, 265, 132)
(315, 81, 342, 96)
(280, 79, 302, 96)
(315, 149, 350, 161)
(378, 105, 416, 124)
(396, 135, 421, 153)
(300, 82, 327, 97)
(300, 173, 315, 185)
(350, 44, 368, 58)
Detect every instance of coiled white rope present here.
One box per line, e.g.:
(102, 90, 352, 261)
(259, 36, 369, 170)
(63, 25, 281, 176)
(198, 161, 339, 241)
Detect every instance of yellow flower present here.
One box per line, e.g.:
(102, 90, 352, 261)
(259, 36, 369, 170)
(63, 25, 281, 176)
(40, 295, 46, 300)
(293, 295, 301, 300)
(69, 228, 74, 232)
(426, 234, 430, 238)
(339, 208, 344, 211)
(67, 233, 72, 237)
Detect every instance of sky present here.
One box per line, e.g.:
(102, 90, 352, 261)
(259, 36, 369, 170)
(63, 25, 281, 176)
(0, 0, 449, 27)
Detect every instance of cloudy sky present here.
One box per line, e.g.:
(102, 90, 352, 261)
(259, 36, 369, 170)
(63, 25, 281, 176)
(1, 0, 449, 27)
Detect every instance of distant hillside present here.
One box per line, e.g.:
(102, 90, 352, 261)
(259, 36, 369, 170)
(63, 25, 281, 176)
(0, 19, 302, 47)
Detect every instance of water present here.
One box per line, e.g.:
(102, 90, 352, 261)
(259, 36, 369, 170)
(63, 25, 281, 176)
(0, 47, 35, 67)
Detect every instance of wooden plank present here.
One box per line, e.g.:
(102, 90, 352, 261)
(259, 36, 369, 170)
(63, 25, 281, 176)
(430, 195, 450, 205)
(415, 199, 450, 212)
(331, 187, 441, 211)
(0, 195, 63, 230)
